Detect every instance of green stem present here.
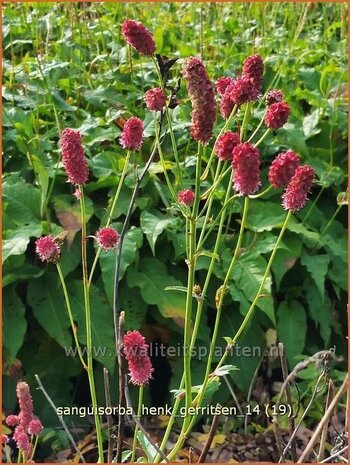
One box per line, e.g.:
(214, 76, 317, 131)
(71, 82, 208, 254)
(131, 385, 144, 463)
(88, 151, 131, 286)
(56, 263, 87, 370)
(254, 128, 271, 148)
(80, 187, 104, 463)
(249, 185, 273, 199)
(166, 195, 250, 461)
(248, 109, 267, 142)
(240, 103, 251, 140)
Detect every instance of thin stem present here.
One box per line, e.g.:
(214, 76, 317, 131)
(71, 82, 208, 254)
(248, 109, 267, 142)
(249, 185, 273, 199)
(80, 187, 104, 463)
(240, 103, 251, 140)
(131, 385, 144, 463)
(254, 128, 271, 148)
(88, 151, 131, 286)
(56, 263, 87, 370)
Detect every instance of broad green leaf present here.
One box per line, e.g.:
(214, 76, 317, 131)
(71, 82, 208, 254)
(3, 262, 44, 287)
(2, 224, 42, 263)
(277, 300, 307, 366)
(32, 155, 49, 217)
(3, 286, 27, 362)
(100, 227, 143, 305)
(303, 109, 321, 139)
(305, 279, 331, 346)
(245, 201, 286, 232)
(3, 178, 41, 226)
(68, 281, 115, 373)
(127, 258, 186, 324)
(300, 251, 330, 301)
(140, 211, 179, 255)
(27, 274, 72, 348)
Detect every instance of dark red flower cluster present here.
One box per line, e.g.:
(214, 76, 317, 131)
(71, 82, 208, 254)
(5, 382, 43, 456)
(177, 189, 195, 206)
(268, 150, 300, 188)
(121, 19, 156, 56)
(120, 117, 144, 151)
(232, 142, 261, 196)
(265, 89, 283, 106)
(282, 165, 315, 212)
(265, 101, 291, 129)
(219, 84, 236, 119)
(229, 75, 260, 106)
(95, 227, 120, 250)
(243, 54, 264, 91)
(35, 236, 61, 264)
(214, 131, 240, 161)
(123, 331, 153, 385)
(60, 128, 89, 185)
(144, 87, 166, 111)
(183, 57, 216, 144)
(216, 76, 235, 96)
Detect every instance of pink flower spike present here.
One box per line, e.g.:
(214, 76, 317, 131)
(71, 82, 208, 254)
(214, 132, 240, 161)
(243, 54, 264, 90)
(177, 189, 195, 206)
(60, 128, 89, 185)
(265, 101, 291, 129)
(28, 419, 43, 436)
(268, 150, 301, 188)
(232, 142, 261, 196)
(16, 382, 34, 431)
(35, 236, 61, 264)
(6, 414, 20, 426)
(216, 76, 235, 96)
(183, 57, 216, 144)
(120, 117, 144, 151)
(2, 434, 9, 445)
(123, 331, 153, 385)
(95, 227, 120, 251)
(121, 19, 156, 56)
(282, 165, 315, 212)
(220, 84, 236, 119)
(229, 75, 260, 106)
(144, 88, 166, 111)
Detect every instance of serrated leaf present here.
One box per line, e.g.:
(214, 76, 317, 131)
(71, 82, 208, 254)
(300, 252, 330, 301)
(140, 211, 178, 255)
(213, 365, 239, 377)
(277, 300, 307, 366)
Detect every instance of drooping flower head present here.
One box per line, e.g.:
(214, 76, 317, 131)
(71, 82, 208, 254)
(265, 89, 284, 106)
(243, 54, 264, 90)
(120, 117, 144, 151)
(177, 189, 195, 206)
(35, 236, 61, 264)
(268, 150, 301, 188)
(265, 101, 291, 129)
(121, 19, 156, 56)
(214, 132, 240, 161)
(216, 76, 235, 96)
(229, 75, 260, 106)
(232, 142, 261, 196)
(144, 87, 166, 111)
(95, 227, 120, 251)
(123, 331, 153, 385)
(183, 57, 216, 144)
(60, 129, 89, 185)
(282, 165, 315, 212)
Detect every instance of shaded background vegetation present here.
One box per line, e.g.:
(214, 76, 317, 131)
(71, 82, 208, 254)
(3, 2, 347, 459)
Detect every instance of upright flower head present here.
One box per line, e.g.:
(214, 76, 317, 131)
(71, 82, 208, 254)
(35, 236, 61, 264)
(183, 57, 216, 144)
(60, 129, 89, 185)
(177, 189, 195, 206)
(282, 165, 315, 212)
(144, 87, 166, 111)
(232, 142, 261, 196)
(265, 101, 291, 129)
(220, 84, 236, 119)
(265, 89, 283, 106)
(268, 150, 300, 188)
(243, 54, 264, 90)
(229, 75, 260, 106)
(214, 131, 240, 161)
(120, 117, 144, 151)
(95, 227, 120, 251)
(216, 76, 235, 96)
(121, 19, 156, 55)
(123, 331, 153, 385)
(16, 382, 33, 431)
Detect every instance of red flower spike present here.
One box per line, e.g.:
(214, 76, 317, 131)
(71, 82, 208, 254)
(95, 227, 120, 251)
(177, 189, 195, 206)
(265, 101, 291, 129)
(120, 117, 144, 151)
(214, 132, 240, 161)
(232, 142, 261, 196)
(282, 165, 315, 212)
(121, 19, 156, 56)
(60, 129, 89, 185)
(268, 150, 301, 188)
(123, 331, 153, 385)
(144, 88, 166, 111)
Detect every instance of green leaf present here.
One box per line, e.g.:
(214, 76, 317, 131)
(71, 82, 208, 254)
(27, 274, 72, 348)
(300, 252, 330, 301)
(67, 281, 115, 373)
(245, 201, 286, 232)
(303, 109, 321, 139)
(3, 178, 41, 226)
(140, 211, 178, 255)
(127, 258, 186, 324)
(164, 286, 188, 293)
(213, 365, 239, 377)
(3, 286, 27, 362)
(100, 227, 143, 305)
(32, 155, 49, 217)
(120, 284, 146, 331)
(137, 431, 158, 463)
(277, 300, 307, 366)
(305, 279, 331, 346)
(2, 224, 42, 263)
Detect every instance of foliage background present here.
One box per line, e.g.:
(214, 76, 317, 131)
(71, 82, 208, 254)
(2, 2, 348, 457)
